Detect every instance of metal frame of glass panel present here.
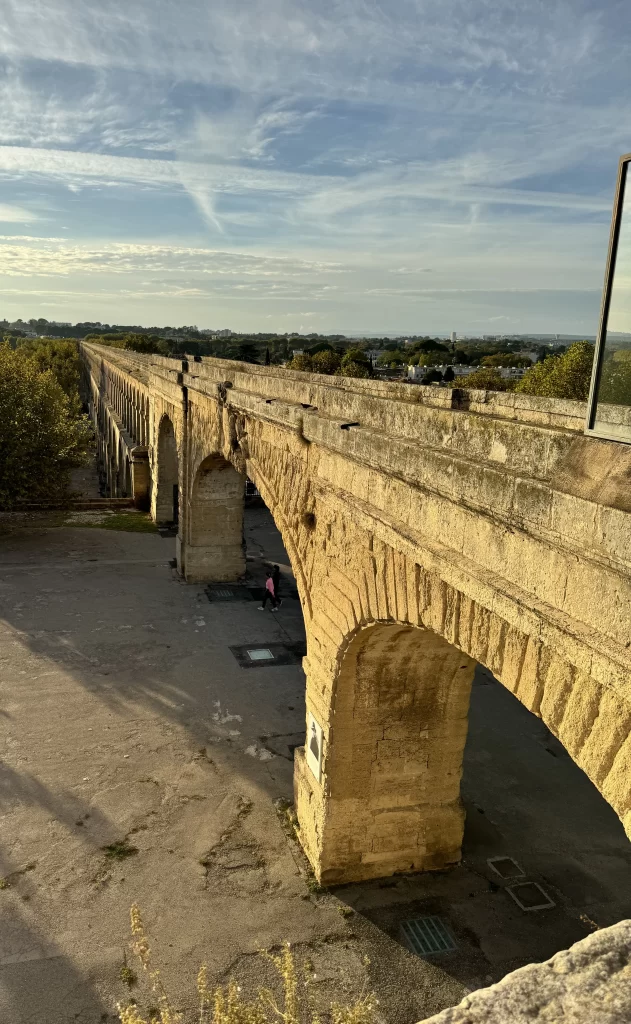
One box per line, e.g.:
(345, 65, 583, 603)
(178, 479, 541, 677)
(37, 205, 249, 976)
(586, 152, 631, 444)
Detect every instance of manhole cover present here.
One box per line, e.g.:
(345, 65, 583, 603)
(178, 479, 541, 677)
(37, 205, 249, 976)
(400, 916, 457, 956)
(206, 585, 254, 602)
(247, 648, 275, 662)
(506, 881, 555, 911)
(487, 856, 525, 880)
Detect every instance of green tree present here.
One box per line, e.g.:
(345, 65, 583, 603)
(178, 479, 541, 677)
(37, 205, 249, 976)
(598, 349, 631, 406)
(287, 353, 313, 371)
(515, 341, 594, 400)
(336, 348, 371, 378)
(377, 349, 404, 367)
(481, 352, 531, 368)
(0, 344, 91, 508)
(414, 350, 449, 367)
(462, 366, 513, 391)
(311, 349, 342, 374)
(16, 338, 82, 414)
(421, 368, 443, 384)
(236, 341, 259, 364)
(415, 339, 449, 353)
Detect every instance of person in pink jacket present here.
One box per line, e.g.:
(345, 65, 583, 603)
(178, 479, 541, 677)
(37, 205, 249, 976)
(259, 570, 279, 612)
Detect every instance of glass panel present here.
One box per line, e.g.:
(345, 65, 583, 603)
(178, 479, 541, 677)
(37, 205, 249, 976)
(593, 163, 631, 442)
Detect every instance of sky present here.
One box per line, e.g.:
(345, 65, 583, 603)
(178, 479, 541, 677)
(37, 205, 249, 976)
(0, 0, 630, 336)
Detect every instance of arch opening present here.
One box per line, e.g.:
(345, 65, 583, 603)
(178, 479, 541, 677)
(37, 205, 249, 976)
(180, 453, 245, 583)
(296, 621, 476, 884)
(123, 457, 132, 499)
(155, 416, 179, 525)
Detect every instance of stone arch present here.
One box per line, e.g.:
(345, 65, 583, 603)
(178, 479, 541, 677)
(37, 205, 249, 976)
(296, 528, 631, 882)
(300, 620, 475, 884)
(155, 415, 179, 524)
(181, 453, 245, 583)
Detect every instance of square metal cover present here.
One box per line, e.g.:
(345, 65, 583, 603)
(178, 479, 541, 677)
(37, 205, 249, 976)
(487, 856, 525, 880)
(400, 916, 457, 956)
(506, 881, 555, 912)
(229, 642, 306, 669)
(247, 648, 275, 662)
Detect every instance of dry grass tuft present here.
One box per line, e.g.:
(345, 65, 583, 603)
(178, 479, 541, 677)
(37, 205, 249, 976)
(118, 904, 376, 1024)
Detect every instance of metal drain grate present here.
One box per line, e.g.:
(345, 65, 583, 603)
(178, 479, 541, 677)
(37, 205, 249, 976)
(206, 585, 255, 602)
(400, 916, 457, 956)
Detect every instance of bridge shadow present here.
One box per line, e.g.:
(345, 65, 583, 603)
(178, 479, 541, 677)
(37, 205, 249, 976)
(0, 765, 116, 1022)
(2, 505, 631, 1007)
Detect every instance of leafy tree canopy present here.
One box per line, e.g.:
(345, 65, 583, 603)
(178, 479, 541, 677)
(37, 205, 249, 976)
(0, 344, 91, 508)
(377, 349, 405, 366)
(515, 341, 594, 400)
(335, 348, 371, 378)
(15, 338, 82, 414)
(481, 352, 532, 368)
(461, 366, 513, 392)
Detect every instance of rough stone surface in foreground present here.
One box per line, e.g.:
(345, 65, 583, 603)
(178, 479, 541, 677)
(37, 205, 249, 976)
(418, 920, 631, 1023)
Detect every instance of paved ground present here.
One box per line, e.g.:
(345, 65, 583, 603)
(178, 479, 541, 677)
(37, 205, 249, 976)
(1, 505, 630, 1024)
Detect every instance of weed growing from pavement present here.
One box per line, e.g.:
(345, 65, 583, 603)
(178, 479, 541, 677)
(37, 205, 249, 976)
(65, 511, 158, 533)
(305, 874, 328, 896)
(120, 952, 138, 988)
(117, 904, 377, 1024)
(103, 840, 139, 861)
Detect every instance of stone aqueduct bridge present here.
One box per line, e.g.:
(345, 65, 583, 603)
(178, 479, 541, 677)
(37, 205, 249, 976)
(81, 341, 631, 885)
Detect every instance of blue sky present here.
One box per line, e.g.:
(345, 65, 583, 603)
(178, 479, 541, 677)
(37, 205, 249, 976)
(0, 0, 630, 334)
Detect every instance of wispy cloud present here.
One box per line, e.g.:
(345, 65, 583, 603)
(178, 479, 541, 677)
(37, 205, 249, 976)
(0, 203, 40, 223)
(0, 0, 629, 330)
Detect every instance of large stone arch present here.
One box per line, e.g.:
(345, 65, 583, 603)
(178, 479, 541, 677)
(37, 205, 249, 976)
(155, 415, 179, 525)
(301, 620, 476, 884)
(296, 520, 631, 882)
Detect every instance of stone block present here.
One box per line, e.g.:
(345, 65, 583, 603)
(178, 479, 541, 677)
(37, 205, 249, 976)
(417, 920, 631, 1024)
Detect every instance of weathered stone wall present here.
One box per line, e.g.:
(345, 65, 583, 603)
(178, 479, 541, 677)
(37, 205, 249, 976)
(81, 345, 151, 506)
(80, 343, 631, 883)
(417, 919, 631, 1024)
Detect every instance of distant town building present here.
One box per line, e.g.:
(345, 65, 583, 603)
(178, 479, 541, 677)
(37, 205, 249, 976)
(450, 331, 457, 344)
